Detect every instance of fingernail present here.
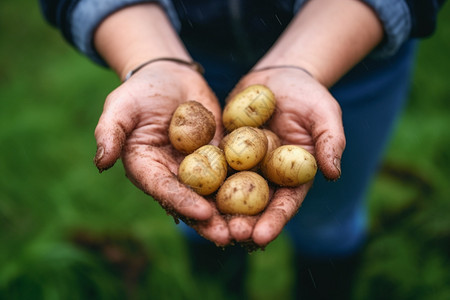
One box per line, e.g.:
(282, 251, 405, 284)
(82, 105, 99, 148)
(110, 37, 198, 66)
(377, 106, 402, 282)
(94, 145, 104, 168)
(333, 157, 341, 177)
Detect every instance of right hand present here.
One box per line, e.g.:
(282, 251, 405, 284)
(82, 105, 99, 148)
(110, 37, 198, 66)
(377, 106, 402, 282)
(93, 62, 232, 246)
(224, 67, 346, 247)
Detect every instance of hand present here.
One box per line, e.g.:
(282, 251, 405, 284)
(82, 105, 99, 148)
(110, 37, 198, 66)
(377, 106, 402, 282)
(226, 68, 346, 247)
(93, 62, 232, 246)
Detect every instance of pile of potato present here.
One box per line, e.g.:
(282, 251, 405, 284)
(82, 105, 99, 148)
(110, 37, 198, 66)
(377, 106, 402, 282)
(169, 85, 317, 216)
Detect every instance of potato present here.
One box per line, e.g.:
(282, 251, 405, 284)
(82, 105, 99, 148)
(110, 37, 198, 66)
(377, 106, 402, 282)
(261, 145, 317, 187)
(178, 145, 227, 195)
(223, 84, 276, 131)
(216, 171, 269, 215)
(169, 101, 216, 154)
(221, 126, 268, 171)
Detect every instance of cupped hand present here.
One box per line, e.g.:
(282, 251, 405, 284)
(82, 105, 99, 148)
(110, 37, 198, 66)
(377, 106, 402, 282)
(226, 68, 346, 247)
(93, 62, 231, 246)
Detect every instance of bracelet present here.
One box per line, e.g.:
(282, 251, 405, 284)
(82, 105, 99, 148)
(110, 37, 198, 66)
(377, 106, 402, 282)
(251, 65, 313, 78)
(123, 57, 205, 82)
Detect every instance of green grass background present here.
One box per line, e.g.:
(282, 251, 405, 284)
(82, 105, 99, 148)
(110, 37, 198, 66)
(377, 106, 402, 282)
(1, 1, 449, 299)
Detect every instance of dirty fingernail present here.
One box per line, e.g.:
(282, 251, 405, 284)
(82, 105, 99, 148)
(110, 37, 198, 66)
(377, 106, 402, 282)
(94, 145, 104, 167)
(333, 157, 341, 177)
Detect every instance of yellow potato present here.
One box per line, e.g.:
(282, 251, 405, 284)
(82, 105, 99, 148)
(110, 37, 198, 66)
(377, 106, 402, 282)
(216, 171, 269, 215)
(261, 145, 317, 187)
(169, 101, 216, 154)
(178, 145, 227, 195)
(221, 126, 268, 171)
(223, 84, 276, 131)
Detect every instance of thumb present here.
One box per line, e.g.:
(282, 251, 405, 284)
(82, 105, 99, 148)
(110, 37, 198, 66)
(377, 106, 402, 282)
(312, 103, 346, 180)
(94, 93, 137, 172)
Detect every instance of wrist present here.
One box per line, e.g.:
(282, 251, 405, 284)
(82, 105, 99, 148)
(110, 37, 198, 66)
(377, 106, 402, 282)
(254, 0, 383, 88)
(123, 57, 204, 82)
(252, 65, 313, 78)
(254, 57, 327, 87)
(119, 54, 191, 81)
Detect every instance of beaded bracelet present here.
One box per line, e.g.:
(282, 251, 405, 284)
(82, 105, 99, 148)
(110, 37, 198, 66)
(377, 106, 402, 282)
(123, 57, 205, 82)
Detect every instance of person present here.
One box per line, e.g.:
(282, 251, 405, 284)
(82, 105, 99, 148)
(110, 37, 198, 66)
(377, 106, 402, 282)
(39, 0, 446, 298)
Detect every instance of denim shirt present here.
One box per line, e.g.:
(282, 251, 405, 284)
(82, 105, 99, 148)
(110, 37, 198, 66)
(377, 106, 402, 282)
(39, 0, 445, 66)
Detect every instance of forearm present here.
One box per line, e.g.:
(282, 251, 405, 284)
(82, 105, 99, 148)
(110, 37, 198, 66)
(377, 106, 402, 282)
(94, 3, 190, 81)
(255, 0, 384, 88)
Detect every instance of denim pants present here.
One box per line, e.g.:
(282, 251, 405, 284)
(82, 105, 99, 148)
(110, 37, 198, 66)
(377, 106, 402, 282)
(181, 40, 417, 258)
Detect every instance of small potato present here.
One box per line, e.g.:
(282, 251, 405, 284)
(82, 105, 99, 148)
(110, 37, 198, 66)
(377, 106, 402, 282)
(216, 171, 269, 215)
(222, 127, 268, 171)
(261, 145, 317, 187)
(223, 84, 276, 131)
(169, 101, 216, 154)
(178, 145, 227, 195)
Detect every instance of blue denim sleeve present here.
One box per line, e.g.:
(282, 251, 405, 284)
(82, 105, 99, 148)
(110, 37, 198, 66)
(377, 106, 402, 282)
(39, 0, 180, 65)
(71, 0, 180, 66)
(39, 0, 81, 45)
(362, 0, 412, 57)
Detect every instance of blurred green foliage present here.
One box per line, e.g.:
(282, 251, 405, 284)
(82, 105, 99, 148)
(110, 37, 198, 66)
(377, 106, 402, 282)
(1, 1, 449, 299)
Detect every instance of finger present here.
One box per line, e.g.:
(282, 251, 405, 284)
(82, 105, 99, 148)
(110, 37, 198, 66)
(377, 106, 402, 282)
(189, 207, 232, 247)
(228, 216, 258, 242)
(123, 144, 213, 221)
(252, 182, 312, 246)
(94, 90, 138, 172)
(310, 98, 346, 180)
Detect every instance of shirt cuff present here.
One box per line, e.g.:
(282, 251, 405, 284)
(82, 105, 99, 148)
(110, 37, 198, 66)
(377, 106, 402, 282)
(70, 0, 180, 66)
(361, 0, 412, 57)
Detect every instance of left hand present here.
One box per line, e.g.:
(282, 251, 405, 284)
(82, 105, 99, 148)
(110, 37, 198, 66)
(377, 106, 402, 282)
(225, 67, 346, 247)
(93, 62, 232, 246)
